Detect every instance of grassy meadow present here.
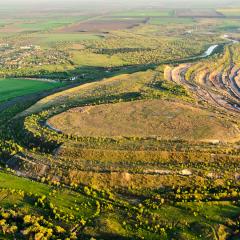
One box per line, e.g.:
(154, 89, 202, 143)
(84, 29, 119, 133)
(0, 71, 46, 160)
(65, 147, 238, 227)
(48, 99, 239, 142)
(0, 78, 64, 103)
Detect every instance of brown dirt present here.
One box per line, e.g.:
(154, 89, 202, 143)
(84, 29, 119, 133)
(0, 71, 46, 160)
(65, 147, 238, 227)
(0, 25, 24, 33)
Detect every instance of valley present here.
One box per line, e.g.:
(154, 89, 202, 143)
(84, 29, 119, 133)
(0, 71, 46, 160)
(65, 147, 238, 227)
(0, 2, 240, 239)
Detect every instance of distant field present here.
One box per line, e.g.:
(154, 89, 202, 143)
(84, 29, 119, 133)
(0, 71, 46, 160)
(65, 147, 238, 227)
(48, 99, 239, 142)
(175, 9, 223, 18)
(217, 8, 240, 17)
(216, 19, 240, 31)
(16, 17, 87, 31)
(58, 19, 145, 33)
(36, 33, 102, 45)
(0, 78, 64, 103)
(99, 16, 146, 21)
(71, 51, 125, 67)
(111, 10, 174, 17)
(0, 19, 13, 28)
(149, 17, 195, 25)
(0, 16, 89, 33)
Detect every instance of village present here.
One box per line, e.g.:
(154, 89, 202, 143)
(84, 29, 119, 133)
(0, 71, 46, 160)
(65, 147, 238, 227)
(0, 42, 70, 70)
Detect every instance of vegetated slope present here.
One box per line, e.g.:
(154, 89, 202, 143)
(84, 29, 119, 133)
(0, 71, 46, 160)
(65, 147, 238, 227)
(20, 69, 187, 116)
(11, 61, 239, 189)
(0, 171, 98, 240)
(2, 58, 240, 239)
(48, 99, 239, 142)
(2, 170, 240, 240)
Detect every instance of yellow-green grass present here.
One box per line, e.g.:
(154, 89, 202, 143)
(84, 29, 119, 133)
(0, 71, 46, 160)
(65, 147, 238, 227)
(19, 69, 191, 117)
(48, 99, 240, 142)
(19, 71, 156, 115)
(0, 171, 95, 219)
(71, 50, 126, 67)
(0, 78, 64, 103)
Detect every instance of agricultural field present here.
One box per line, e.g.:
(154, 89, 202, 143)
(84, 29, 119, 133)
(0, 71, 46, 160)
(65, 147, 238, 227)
(0, 2, 240, 240)
(0, 78, 64, 103)
(0, 16, 89, 33)
(15, 16, 89, 32)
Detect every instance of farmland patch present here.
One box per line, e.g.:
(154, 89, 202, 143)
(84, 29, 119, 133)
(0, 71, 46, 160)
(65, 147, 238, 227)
(0, 78, 64, 103)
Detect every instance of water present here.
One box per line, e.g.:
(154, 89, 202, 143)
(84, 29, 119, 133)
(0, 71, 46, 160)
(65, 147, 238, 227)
(202, 44, 219, 57)
(184, 44, 219, 61)
(172, 36, 239, 64)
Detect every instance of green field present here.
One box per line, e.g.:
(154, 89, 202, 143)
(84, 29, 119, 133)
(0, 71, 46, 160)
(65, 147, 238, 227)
(0, 78, 64, 103)
(16, 16, 88, 31)
(0, 171, 95, 218)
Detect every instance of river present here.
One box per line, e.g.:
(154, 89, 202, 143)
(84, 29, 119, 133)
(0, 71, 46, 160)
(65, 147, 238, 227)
(180, 36, 239, 63)
(202, 44, 219, 57)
